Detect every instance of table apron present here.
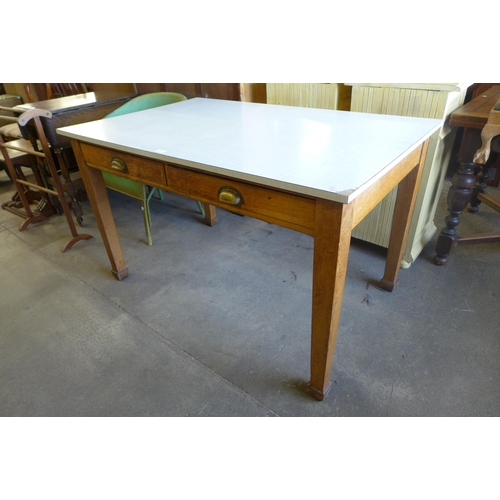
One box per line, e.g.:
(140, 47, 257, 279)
(79, 141, 317, 235)
(350, 144, 424, 228)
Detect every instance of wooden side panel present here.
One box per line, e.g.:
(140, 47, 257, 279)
(266, 83, 352, 111)
(349, 84, 468, 266)
(351, 146, 423, 228)
(240, 83, 267, 103)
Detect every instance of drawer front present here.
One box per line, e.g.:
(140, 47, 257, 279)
(80, 143, 167, 187)
(166, 163, 316, 233)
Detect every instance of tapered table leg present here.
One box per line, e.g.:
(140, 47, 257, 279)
(380, 161, 425, 291)
(307, 199, 353, 401)
(202, 202, 218, 226)
(71, 140, 129, 280)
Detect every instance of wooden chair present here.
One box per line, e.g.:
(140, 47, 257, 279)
(0, 107, 92, 251)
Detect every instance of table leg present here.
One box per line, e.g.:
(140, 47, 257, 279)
(380, 160, 424, 291)
(71, 140, 129, 280)
(433, 160, 476, 265)
(202, 202, 218, 226)
(434, 128, 481, 265)
(307, 199, 353, 401)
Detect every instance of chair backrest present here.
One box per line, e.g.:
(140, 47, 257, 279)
(104, 92, 187, 118)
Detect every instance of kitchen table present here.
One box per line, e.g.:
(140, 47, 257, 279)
(58, 98, 440, 400)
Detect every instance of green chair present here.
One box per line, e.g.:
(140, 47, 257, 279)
(102, 92, 204, 245)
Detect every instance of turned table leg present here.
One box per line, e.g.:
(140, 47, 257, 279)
(434, 105, 500, 265)
(434, 160, 476, 265)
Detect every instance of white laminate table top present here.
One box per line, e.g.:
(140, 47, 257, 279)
(57, 98, 442, 204)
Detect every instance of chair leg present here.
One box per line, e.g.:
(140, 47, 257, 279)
(142, 185, 153, 246)
(146, 187, 164, 202)
(142, 185, 210, 242)
(196, 200, 205, 216)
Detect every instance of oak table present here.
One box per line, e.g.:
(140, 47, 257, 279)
(57, 98, 441, 401)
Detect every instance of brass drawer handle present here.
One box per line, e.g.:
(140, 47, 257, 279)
(111, 156, 128, 173)
(218, 185, 243, 205)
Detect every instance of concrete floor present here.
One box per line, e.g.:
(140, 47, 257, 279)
(1, 168, 499, 417)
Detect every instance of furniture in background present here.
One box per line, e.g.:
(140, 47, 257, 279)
(266, 83, 352, 110)
(446, 83, 499, 181)
(0, 135, 38, 188)
(347, 83, 471, 267)
(14, 90, 137, 224)
(434, 93, 500, 264)
(1, 84, 91, 139)
(101, 92, 207, 245)
(0, 94, 23, 140)
(446, 85, 500, 187)
(23, 83, 89, 103)
(58, 98, 440, 400)
(134, 83, 267, 103)
(1, 106, 59, 217)
(15, 90, 137, 147)
(4, 83, 268, 109)
(0, 108, 92, 251)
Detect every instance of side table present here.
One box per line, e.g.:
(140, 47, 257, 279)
(434, 87, 500, 264)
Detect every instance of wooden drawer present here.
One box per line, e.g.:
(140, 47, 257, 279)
(166, 163, 316, 234)
(79, 143, 167, 188)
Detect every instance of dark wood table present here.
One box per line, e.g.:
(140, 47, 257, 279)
(434, 85, 500, 264)
(14, 91, 137, 148)
(12, 91, 137, 223)
(449, 85, 500, 130)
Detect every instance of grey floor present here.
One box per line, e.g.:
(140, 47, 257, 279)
(1, 167, 499, 417)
